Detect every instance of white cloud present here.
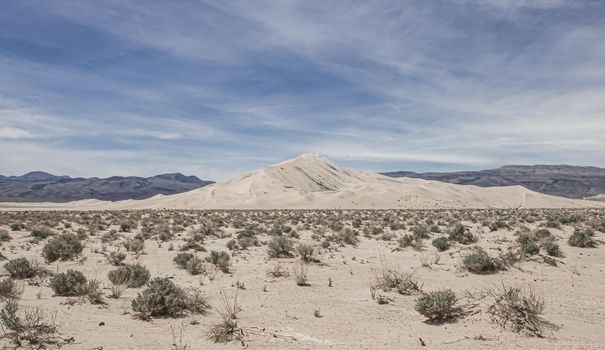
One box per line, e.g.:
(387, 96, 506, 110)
(0, 127, 35, 139)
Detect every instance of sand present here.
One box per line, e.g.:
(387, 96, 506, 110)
(1, 209, 604, 349)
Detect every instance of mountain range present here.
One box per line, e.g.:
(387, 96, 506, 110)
(381, 165, 605, 201)
(2, 154, 601, 210)
(0, 171, 214, 202)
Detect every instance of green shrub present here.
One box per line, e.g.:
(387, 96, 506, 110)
(463, 249, 497, 274)
(31, 226, 53, 240)
(0, 278, 22, 300)
(4, 258, 40, 279)
(431, 237, 450, 251)
(541, 240, 562, 257)
(41, 234, 84, 263)
(173, 252, 194, 268)
(267, 236, 295, 258)
(0, 229, 11, 242)
(108, 263, 150, 288)
(516, 233, 535, 245)
(399, 234, 422, 250)
(49, 270, 88, 296)
(205, 250, 231, 273)
(335, 227, 359, 246)
(533, 229, 553, 241)
(185, 256, 204, 275)
(131, 277, 209, 320)
(448, 224, 476, 244)
(415, 289, 462, 321)
(568, 229, 597, 248)
(521, 241, 540, 255)
(9, 222, 24, 231)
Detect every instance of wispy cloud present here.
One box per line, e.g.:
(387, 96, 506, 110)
(0, 127, 35, 139)
(0, 1, 603, 179)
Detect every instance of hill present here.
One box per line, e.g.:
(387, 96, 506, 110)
(381, 165, 605, 200)
(0, 171, 214, 202)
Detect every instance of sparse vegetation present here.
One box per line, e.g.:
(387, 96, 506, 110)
(415, 289, 462, 322)
(131, 277, 209, 320)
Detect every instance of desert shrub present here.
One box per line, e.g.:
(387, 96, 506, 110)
(173, 252, 194, 268)
(0, 229, 11, 242)
(533, 229, 553, 241)
(541, 240, 562, 257)
(516, 233, 535, 245)
(521, 241, 540, 255)
(292, 260, 309, 286)
(205, 250, 231, 273)
(107, 251, 126, 266)
(448, 224, 476, 244)
(296, 242, 316, 262)
(415, 289, 462, 321)
(207, 290, 242, 343)
(9, 222, 24, 231)
(0, 278, 23, 300)
(487, 283, 555, 337)
(86, 279, 104, 304)
(568, 228, 597, 248)
(4, 257, 43, 279)
(336, 227, 359, 246)
(431, 237, 450, 251)
(49, 270, 88, 296)
(119, 221, 134, 232)
(131, 277, 209, 320)
(185, 256, 205, 275)
(235, 230, 259, 249)
(399, 234, 423, 250)
(108, 263, 150, 288)
(266, 263, 289, 278)
(372, 259, 422, 295)
(412, 226, 430, 239)
(267, 236, 295, 258)
(0, 300, 66, 348)
(31, 226, 53, 240)
(463, 249, 498, 274)
(41, 234, 84, 263)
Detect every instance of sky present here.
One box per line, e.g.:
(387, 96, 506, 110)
(1, 0, 604, 181)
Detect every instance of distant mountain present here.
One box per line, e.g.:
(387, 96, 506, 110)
(381, 165, 605, 200)
(0, 171, 214, 202)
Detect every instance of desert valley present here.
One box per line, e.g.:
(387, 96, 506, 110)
(0, 155, 603, 349)
(2, 1, 605, 349)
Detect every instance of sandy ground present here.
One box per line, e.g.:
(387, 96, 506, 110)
(1, 209, 604, 349)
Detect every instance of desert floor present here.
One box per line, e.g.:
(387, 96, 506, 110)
(0, 209, 604, 349)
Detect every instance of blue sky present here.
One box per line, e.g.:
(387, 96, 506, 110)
(1, 0, 604, 180)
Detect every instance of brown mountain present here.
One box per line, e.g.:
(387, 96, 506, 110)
(381, 165, 605, 200)
(0, 171, 214, 202)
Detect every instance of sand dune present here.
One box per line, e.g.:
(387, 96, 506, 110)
(2, 153, 601, 210)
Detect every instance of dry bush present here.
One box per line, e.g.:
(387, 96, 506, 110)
(371, 258, 422, 295)
(296, 241, 317, 262)
(266, 263, 289, 278)
(207, 289, 243, 343)
(0, 300, 72, 348)
(486, 282, 556, 337)
(292, 260, 309, 286)
(0, 278, 23, 300)
(108, 268, 129, 299)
